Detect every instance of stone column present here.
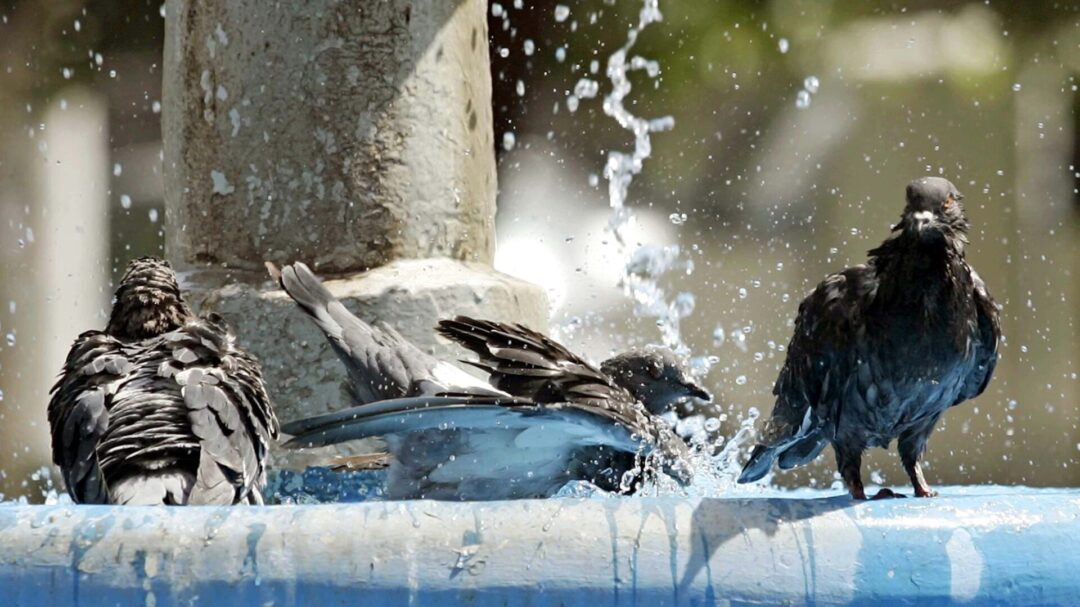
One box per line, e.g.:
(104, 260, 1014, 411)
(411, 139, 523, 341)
(162, 0, 547, 429)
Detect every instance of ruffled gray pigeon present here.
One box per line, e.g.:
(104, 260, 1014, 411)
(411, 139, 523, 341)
(48, 257, 278, 505)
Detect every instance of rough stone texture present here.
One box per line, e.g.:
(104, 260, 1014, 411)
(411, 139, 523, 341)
(161, 0, 549, 449)
(163, 0, 497, 272)
(185, 259, 548, 450)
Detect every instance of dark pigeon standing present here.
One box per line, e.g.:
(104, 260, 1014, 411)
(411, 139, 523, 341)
(48, 257, 278, 505)
(272, 262, 710, 499)
(738, 177, 1000, 499)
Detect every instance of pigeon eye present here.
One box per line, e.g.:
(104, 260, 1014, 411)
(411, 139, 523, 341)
(943, 195, 955, 209)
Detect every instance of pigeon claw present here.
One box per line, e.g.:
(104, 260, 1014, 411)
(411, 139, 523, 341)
(869, 488, 907, 500)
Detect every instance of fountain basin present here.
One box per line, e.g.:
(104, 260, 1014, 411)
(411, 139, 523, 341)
(0, 486, 1075, 606)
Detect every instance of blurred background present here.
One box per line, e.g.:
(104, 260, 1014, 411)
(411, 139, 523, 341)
(0, 0, 1076, 499)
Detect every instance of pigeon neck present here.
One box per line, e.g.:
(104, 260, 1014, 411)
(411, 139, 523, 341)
(106, 285, 193, 341)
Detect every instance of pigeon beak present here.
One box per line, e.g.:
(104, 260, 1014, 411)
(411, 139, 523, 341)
(686, 382, 712, 402)
(911, 210, 934, 231)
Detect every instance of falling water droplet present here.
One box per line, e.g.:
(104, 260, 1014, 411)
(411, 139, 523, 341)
(5, 332, 15, 346)
(778, 38, 789, 54)
(502, 131, 516, 151)
(523, 39, 535, 56)
(148, 208, 159, 223)
(713, 327, 726, 346)
(120, 194, 132, 210)
(555, 47, 566, 62)
(554, 5, 570, 22)
(803, 75, 820, 94)
(1011, 83, 1022, 92)
(795, 90, 811, 109)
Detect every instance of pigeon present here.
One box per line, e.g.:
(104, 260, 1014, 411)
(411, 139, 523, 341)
(272, 262, 710, 499)
(738, 177, 1000, 499)
(47, 257, 278, 505)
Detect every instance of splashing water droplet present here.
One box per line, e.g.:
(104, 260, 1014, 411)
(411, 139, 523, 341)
(712, 326, 726, 346)
(1011, 83, 1022, 92)
(669, 212, 687, 225)
(803, 75, 819, 94)
(795, 90, 811, 109)
(574, 78, 599, 99)
(5, 332, 15, 346)
(735, 375, 747, 386)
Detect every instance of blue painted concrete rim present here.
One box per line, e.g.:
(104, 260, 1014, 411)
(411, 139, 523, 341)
(0, 486, 1076, 606)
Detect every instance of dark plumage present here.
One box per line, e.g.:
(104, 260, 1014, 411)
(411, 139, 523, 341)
(47, 257, 278, 505)
(274, 262, 710, 500)
(738, 177, 1000, 499)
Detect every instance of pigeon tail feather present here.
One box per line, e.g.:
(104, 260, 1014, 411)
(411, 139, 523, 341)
(737, 444, 778, 483)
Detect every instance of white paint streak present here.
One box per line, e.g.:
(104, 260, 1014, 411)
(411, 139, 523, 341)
(946, 528, 983, 602)
(211, 170, 236, 195)
(229, 108, 241, 137)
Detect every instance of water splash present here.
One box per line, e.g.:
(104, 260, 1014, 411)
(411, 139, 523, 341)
(602, 0, 672, 241)
(600, 0, 699, 358)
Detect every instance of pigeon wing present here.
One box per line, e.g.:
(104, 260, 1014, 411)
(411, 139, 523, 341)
(47, 330, 133, 504)
(956, 267, 1000, 404)
(276, 262, 493, 402)
(168, 316, 278, 504)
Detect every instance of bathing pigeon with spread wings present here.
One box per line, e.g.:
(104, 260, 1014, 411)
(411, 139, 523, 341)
(738, 177, 1000, 499)
(271, 262, 710, 500)
(48, 257, 278, 505)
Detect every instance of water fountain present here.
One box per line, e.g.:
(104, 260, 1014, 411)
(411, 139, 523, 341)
(1, 0, 1079, 605)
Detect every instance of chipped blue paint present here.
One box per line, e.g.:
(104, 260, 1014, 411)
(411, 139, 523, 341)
(0, 487, 1077, 606)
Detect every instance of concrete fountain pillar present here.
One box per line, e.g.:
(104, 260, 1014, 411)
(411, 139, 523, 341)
(162, 0, 547, 431)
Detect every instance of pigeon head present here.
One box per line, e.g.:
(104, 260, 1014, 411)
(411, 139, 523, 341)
(900, 177, 968, 244)
(106, 256, 193, 340)
(601, 348, 711, 414)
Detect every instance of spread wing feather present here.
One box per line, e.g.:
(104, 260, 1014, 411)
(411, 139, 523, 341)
(274, 262, 495, 401)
